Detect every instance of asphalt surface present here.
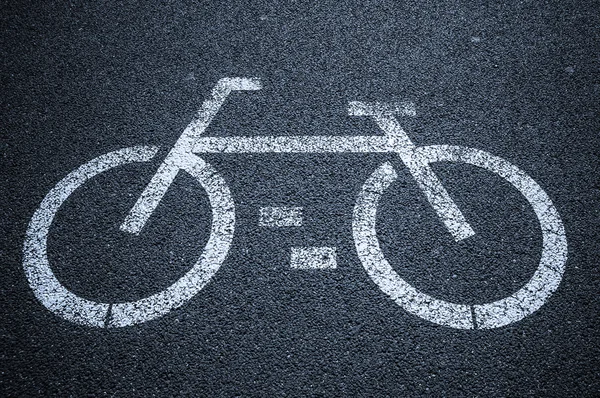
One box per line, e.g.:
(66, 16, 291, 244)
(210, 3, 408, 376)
(2, 1, 599, 396)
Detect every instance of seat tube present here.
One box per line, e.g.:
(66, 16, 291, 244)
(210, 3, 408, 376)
(120, 77, 261, 235)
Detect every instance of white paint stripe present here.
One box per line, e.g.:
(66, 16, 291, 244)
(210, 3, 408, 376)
(23, 146, 235, 328)
(194, 135, 398, 154)
(259, 207, 303, 227)
(348, 101, 416, 117)
(354, 146, 567, 329)
(291, 247, 337, 269)
(119, 161, 179, 234)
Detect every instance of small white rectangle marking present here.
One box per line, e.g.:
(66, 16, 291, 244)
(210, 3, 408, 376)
(259, 207, 303, 227)
(291, 247, 337, 269)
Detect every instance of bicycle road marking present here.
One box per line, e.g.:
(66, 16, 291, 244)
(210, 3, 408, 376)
(353, 146, 567, 329)
(259, 207, 303, 227)
(22, 77, 568, 329)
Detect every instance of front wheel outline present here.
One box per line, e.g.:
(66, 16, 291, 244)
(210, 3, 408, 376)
(353, 145, 568, 329)
(23, 145, 235, 328)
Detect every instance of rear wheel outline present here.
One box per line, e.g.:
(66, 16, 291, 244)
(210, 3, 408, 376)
(23, 145, 235, 328)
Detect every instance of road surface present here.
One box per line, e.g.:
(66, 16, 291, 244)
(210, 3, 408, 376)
(2, 1, 599, 396)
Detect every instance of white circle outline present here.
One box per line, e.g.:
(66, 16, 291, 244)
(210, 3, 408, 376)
(23, 145, 235, 328)
(353, 145, 568, 329)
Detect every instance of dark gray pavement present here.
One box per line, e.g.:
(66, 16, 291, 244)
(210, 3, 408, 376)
(2, 1, 600, 396)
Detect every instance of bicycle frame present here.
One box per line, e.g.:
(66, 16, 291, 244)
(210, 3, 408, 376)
(121, 77, 474, 242)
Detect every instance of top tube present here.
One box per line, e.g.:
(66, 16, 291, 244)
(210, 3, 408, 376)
(193, 134, 406, 154)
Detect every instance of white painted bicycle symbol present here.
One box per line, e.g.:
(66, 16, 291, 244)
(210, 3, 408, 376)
(24, 78, 567, 329)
